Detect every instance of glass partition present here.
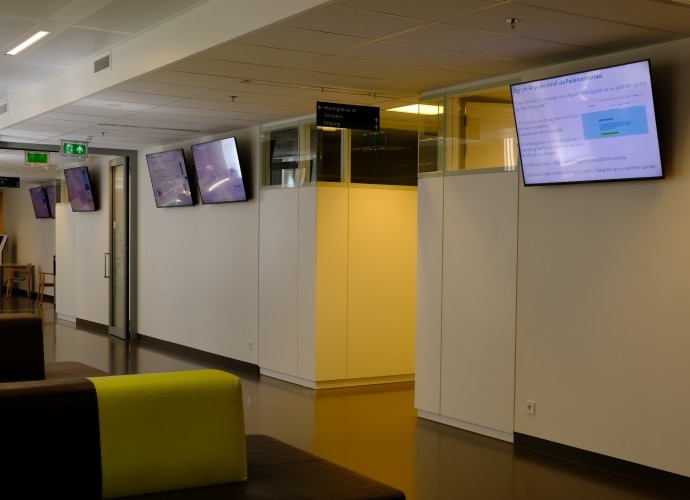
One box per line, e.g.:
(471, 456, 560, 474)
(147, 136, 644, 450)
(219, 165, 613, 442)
(447, 85, 517, 172)
(418, 82, 518, 174)
(262, 113, 418, 187)
(418, 97, 445, 174)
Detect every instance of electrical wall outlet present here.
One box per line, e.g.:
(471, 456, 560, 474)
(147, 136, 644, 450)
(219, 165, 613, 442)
(248, 341, 254, 351)
(526, 400, 536, 415)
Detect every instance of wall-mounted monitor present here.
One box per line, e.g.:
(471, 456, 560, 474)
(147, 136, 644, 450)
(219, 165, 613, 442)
(45, 185, 57, 219)
(29, 187, 51, 219)
(511, 59, 664, 186)
(191, 136, 248, 204)
(63, 166, 97, 212)
(146, 148, 195, 208)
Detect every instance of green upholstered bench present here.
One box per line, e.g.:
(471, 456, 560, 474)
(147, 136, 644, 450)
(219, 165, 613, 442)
(0, 369, 405, 499)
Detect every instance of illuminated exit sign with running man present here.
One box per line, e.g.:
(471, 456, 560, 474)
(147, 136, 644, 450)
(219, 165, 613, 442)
(61, 140, 89, 159)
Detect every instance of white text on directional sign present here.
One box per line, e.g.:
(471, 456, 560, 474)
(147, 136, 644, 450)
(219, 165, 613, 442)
(0, 176, 20, 188)
(316, 101, 380, 131)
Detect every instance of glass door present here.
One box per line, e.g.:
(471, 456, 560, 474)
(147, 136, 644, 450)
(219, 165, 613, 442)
(109, 157, 129, 339)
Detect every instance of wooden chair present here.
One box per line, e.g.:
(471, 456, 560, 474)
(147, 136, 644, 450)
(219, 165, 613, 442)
(38, 271, 55, 304)
(4, 263, 33, 298)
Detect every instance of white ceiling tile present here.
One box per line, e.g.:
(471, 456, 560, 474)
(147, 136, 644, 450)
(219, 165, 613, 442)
(110, 80, 209, 98)
(136, 69, 238, 89)
(201, 44, 322, 68)
(283, 5, 428, 40)
(341, 40, 541, 76)
(390, 23, 601, 63)
(444, 3, 683, 50)
(237, 26, 369, 54)
(166, 58, 278, 80)
(335, 0, 501, 22)
(515, 0, 690, 34)
(0, 0, 73, 20)
(78, 0, 206, 33)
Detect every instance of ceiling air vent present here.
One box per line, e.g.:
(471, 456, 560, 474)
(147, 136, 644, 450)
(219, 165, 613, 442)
(0, 102, 7, 115)
(94, 54, 111, 73)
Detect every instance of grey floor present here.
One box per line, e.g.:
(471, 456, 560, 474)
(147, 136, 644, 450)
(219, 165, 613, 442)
(3, 295, 687, 499)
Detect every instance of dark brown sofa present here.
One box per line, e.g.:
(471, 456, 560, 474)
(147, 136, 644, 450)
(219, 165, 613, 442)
(0, 314, 405, 499)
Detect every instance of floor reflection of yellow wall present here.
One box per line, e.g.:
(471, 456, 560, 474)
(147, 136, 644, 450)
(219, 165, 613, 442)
(313, 383, 417, 497)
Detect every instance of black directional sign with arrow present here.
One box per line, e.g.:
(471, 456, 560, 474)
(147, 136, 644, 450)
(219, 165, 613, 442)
(316, 101, 380, 131)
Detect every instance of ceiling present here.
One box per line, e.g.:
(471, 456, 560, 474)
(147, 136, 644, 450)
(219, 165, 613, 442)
(2, 0, 690, 185)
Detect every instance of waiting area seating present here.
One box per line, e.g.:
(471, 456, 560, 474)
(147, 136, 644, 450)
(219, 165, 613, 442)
(3, 262, 32, 298)
(37, 270, 54, 303)
(0, 313, 406, 499)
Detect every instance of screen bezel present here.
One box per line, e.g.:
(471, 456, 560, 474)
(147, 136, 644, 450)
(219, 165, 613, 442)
(191, 136, 249, 205)
(29, 186, 51, 219)
(63, 166, 97, 212)
(146, 148, 196, 208)
(45, 185, 57, 219)
(511, 59, 664, 187)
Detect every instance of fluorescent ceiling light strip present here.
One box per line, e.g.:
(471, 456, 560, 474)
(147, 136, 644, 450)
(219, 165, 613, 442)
(387, 104, 443, 115)
(6, 31, 50, 56)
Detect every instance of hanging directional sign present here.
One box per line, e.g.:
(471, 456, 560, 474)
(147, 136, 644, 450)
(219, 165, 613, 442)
(316, 101, 380, 131)
(61, 140, 89, 159)
(0, 176, 20, 188)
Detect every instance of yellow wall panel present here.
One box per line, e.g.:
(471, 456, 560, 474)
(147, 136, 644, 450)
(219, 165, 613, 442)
(315, 185, 349, 381)
(346, 187, 417, 379)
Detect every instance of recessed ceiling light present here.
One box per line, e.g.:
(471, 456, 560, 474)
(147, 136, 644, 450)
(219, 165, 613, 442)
(387, 104, 443, 115)
(6, 31, 50, 56)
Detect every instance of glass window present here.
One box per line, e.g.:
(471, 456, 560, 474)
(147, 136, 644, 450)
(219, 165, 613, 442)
(418, 98, 445, 174)
(262, 112, 419, 188)
(350, 127, 418, 186)
(262, 125, 299, 187)
(315, 126, 344, 183)
(447, 86, 517, 172)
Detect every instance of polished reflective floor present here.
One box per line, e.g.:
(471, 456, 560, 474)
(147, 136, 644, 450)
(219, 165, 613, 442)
(2, 296, 687, 499)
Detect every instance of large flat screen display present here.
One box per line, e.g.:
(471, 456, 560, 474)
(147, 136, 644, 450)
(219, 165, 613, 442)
(46, 185, 56, 219)
(511, 59, 664, 186)
(146, 148, 195, 208)
(29, 187, 51, 219)
(63, 166, 97, 212)
(191, 136, 248, 204)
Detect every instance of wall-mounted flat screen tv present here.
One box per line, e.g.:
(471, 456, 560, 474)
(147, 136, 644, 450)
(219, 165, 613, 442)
(146, 148, 195, 208)
(191, 136, 248, 204)
(511, 59, 664, 186)
(63, 166, 97, 212)
(29, 186, 51, 219)
(45, 185, 57, 219)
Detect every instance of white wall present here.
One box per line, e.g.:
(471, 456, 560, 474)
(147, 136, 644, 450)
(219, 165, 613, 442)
(417, 37, 690, 477)
(1, 184, 56, 296)
(137, 128, 260, 365)
(258, 186, 302, 378)
(514, 39, 690, 477)
(416, 171, 518, 442)
(258, 185, 317, 384)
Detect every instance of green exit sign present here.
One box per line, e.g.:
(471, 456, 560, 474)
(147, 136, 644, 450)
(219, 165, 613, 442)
(61, 140, 89, 158)
(25, 151, 50, 165)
